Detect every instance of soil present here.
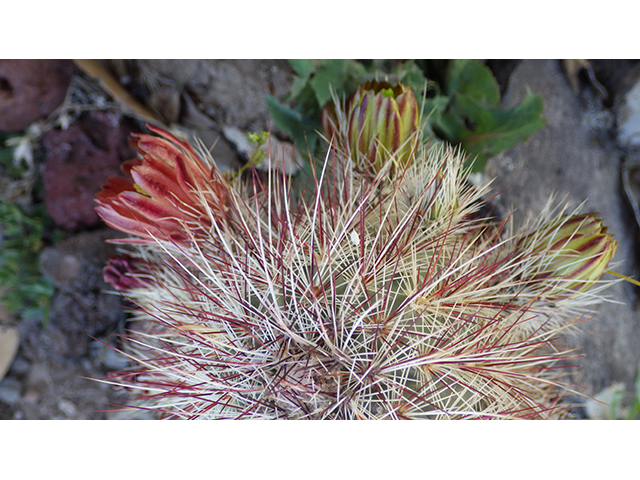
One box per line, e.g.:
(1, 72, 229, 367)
(1, 59, 639, 419)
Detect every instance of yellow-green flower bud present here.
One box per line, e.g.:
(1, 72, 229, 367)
(322, 80, 419, 175)
(518, 214, 617, 297)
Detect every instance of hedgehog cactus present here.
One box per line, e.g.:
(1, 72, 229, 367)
(96, 82, 617, 419)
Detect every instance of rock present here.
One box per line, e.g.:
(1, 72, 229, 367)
(133, 59, 293, 132)
(485, 59, 640, 396)
(15, 355, 125, 419)
(584, 382, 626, 419)
(180, 92, 242, 171)
(103, 60, 293, 170)
(0, 377, 21, 406)
(90, 339, 130, 370)
(135, 59, 200, 124)
(616, 64, 640, 148)
(23, 362, 49, 405)
(188, 60, 293, 132)
(39, 229, 126, 292)
(7, 356, 30, 376)
(39, 249, 82, 290)
(590, 60, 639, 107)
(0, 326, 20, 381)
(116, 59, 293, 132)
(42, 111, 138, 231)
(0, 60, 73, 132)
(57, 398, 78, 417)
(41, 291, 124, 359)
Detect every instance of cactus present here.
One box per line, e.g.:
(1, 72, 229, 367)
(95, 83, 617, 419)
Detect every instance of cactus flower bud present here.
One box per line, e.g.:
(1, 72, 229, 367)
(322, 80, 419, 174)
(518, 214, 617, 297)
(103, 254, 147, 291)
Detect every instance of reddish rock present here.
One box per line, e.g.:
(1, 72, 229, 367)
(42, 111, 138, 231)
(0, 60, 73, 132)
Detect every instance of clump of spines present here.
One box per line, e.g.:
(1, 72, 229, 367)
(96, 84, 617, 419)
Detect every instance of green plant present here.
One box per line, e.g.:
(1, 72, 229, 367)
(0, 199, 56, 322)
(1, 131, 35, 203)
(0, 133, 21, 177)
(429, 59, 545, 171)
(610, 360, 640, 420)
(266, 60, 428, 158)
(267, 60, 545, 172)
(0, 132, 58, 323)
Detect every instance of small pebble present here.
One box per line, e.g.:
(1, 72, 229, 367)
(8, 357, 30, 375)
(58, 399, 78, 417)
(102, 345, 130, 370)
(0, 377, 22, 405)
(585, 382, 626, 419)
(90, 339, 130, 370)
(22, 386, 41, 404)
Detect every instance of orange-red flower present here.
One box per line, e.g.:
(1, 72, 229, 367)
(95, 125, 230, 244)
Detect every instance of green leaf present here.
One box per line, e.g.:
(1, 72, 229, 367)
(0, 142, 13, 165)
(309, 59, 350, 108)
(265, 95, 319, 155)
(610, 390, 624, 419)
(287, 74, 313, 102)
(634, 359, 640, 399)
(447, 60, 500, 107)
(383, 61, 431, 101)
(24, 279, 55, 297)
(0, 133, 24, 180)
(437, 91, 545, 171)
(343, 60, 368, 88)
(421, 96, 450, 138)
(265, 95, 303, 131)
(286, 60, 318, 107)
(288, 59, 314, 78)
(397, 61, 428, 89)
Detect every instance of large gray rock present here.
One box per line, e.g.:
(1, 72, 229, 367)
(485, 59, 640, 399)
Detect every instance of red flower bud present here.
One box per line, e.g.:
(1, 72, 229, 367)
(103, 254, 146, 291)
